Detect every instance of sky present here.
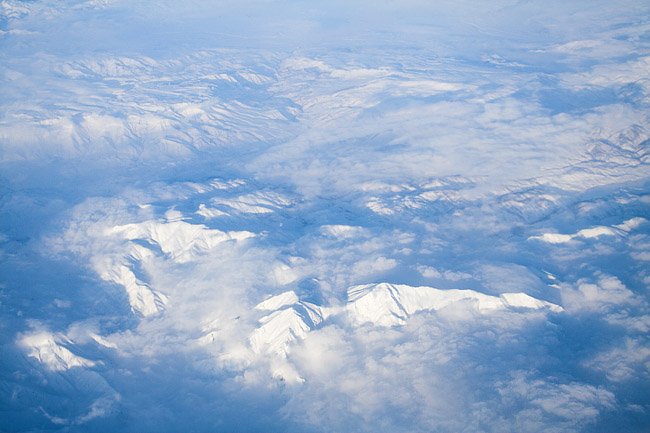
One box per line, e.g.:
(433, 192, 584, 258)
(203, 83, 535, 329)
(1, 0, 649, 432)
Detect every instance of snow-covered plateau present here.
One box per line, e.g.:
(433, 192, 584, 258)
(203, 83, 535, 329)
(1, 1, 649, 432)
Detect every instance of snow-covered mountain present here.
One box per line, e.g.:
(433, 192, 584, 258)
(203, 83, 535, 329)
(247, 283, 562, 365)
(251, 291, 325, 357)
(345, 282, 562, 326)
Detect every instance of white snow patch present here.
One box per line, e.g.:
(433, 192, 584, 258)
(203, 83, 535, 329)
(250, 303, 325, 356)
(210, 191, 292, 214)
(96, 262, 168, 317)
(250, 291, 325, 357)
(346, 283, 562, 327)
(256, 291, 300, 311)
(366, 198, 395, 215)
(209, 178, 246, 190)
(20, 332, 96, 371)
(91, 333, 118, 349)
(500, 292, 563, 312)
(111, 220, 255, 263)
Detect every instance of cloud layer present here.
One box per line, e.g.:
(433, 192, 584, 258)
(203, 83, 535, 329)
(1, 0, 649, 431)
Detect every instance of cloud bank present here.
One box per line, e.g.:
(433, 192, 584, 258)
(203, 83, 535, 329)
(1, 0, 649, 431)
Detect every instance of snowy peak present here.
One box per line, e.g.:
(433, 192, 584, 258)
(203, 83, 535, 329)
(255, 291, 300, 311)
(346, 283, 562, 327)
(20, 332, 96, 371)
(249, 283, 563, 357)
(500, 292, 563, 312)
(97, 261, 167, 317)
(100, 219, 255, 316)
(208, 191, 293, 215)
(111, 220, 255, 263)
(346, 283, 411, 326)
(250, 291, 324, 356)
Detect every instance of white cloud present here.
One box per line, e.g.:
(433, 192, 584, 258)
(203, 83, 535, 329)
(585, 338, 650, 383)
(494, 371, 616, 431)
(350, 257, 397, 278)
(561, 274, 640, 313)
